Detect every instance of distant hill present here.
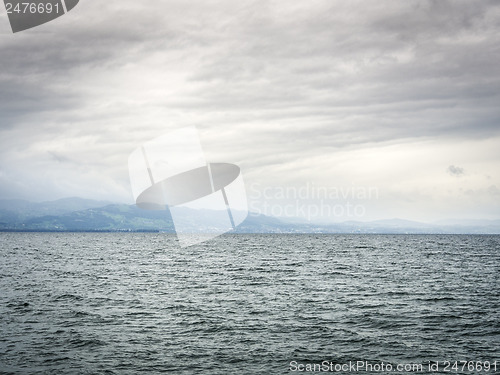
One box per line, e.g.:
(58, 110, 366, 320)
(0, 197, 114, 223)
(0, 198, 499, 234)
(0, 201, 173, 232)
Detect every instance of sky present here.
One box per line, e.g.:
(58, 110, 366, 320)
(0, 0, 499, 223)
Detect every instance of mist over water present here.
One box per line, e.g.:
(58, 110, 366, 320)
(1, 233, 498, 374)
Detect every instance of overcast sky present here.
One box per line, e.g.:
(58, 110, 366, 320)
(0, 0, 499, 222)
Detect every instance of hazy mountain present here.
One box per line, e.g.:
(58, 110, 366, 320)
(0, 199, 499, 234)
(0, 197, 114, 222)
(2, 204, 174, 232)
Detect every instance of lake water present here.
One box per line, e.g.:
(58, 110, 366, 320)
(0, 233, 499, 374)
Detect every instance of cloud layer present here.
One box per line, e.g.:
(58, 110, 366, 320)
(0, 0, 499, 221)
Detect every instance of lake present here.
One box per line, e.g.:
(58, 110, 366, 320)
(0, 233, 498, 374)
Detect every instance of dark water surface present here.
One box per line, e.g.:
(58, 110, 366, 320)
(0, 233, 499, 374)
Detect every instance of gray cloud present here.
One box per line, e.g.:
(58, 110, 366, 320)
(447, 165, 465, 176)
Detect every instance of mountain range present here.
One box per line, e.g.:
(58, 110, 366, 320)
(0, 197, 499, 234)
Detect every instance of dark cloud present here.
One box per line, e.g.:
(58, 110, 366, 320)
(447, 165, 465, 176)
(2, 1, 499, 141)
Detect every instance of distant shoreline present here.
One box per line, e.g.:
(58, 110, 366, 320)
(1, 230, 499, 235)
